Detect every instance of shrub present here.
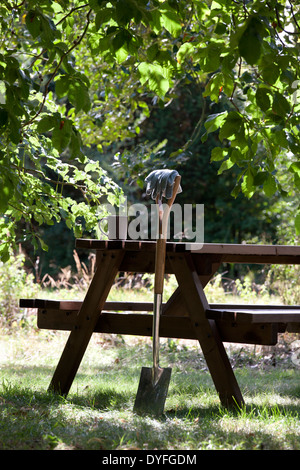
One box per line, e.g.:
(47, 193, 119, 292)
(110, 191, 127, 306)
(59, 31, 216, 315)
(0, 253, 40, 329)
(266, 264, 300, 305)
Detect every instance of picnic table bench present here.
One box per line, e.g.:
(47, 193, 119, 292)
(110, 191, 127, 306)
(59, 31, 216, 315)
(20, 239, 300, 409)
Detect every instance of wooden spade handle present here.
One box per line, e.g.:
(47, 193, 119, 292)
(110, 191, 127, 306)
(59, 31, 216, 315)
(154, 175, 181, 295)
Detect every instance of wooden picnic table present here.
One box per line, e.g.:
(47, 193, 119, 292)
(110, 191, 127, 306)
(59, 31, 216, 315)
(20, 240, 300, 408)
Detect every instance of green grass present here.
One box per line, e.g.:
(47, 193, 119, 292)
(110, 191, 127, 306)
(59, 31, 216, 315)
(1, 275, 299, 451)
(0, 324, 299, 450)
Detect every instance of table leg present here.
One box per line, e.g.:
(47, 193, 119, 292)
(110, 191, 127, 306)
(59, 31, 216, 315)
(168, 253, 244, 408)
(162, 261, 221, 317)
(48, 250, 124, 396)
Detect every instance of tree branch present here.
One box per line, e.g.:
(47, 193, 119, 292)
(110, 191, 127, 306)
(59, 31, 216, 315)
(55, 3, 90, 26)
(275, 6, 299, 35)
(22, 8, 92, 129)
(288, 0, 300, 34)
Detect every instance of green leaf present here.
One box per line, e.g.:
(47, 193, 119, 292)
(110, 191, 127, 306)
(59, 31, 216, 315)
(199, 44, 221, 72)
(69, 128, 84, 159)
(253, 171, 268, 186)
(52, 118, 72, 152)
(55, 75, 70, 96)
(112, 30, 131, 52)
(289, 162, 300, 177)
(8, 114, 21, 144)
(295, 213, 300, 235)
(161, 8, 182, 37)
(37, 236, 48, 252)
(25, 10, 41, 39)
(219, 111, 243, 141)
(138, 62, 169, 96)
(272, 92, 290, 117)
(115, 0, 135, 25)
(217, 158, 234, 174)
(69, 81, 91, 113)
(55, 75, 91, 113)
(39, 15, 57, 46)
(231, 184, 240, 198)
(262, 63, 280, 85)
(203, 72, 223, 103)
(256, 87, 271, 112)
(0, 178, 14, 213)
(0, 107, 8, 128)
(176, 43, 194, 64)
(203, 111, 227, 134)
(95, 8, 114, 30)
(0, 243, 10, 262)
(210, 146, 227, 162)
(263, 174, 277, 197)
(238, 18, 262, 65)
(89, 0, 107, 10)
(37, 115, 56, 133)
(241, 167, 255, 197)
(294, 174, 300, 190)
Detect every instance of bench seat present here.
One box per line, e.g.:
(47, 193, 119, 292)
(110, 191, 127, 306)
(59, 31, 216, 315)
(20, 298, 300, 346)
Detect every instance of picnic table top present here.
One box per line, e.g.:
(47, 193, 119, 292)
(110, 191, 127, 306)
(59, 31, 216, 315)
(75, 239, 300, 261)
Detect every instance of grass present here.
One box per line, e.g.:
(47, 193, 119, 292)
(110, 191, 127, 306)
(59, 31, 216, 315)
(0, 269, 299, 451)
(0, 323, 299, 450)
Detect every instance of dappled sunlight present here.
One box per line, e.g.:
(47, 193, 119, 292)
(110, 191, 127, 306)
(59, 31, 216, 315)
(1, 327, 299, 450)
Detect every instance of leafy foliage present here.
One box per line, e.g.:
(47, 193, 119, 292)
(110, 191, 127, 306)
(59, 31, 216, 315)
(0, 0, 299, 262)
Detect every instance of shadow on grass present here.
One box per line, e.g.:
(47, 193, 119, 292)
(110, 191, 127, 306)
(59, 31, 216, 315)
(1, 359, 299, 449)
(0, 384, 299, 450)
(1, 326, 299, 450)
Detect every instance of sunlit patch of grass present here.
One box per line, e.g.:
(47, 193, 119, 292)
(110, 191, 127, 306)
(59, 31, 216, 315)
(1, 323, 299, 450)
(2, 273, 299, 450)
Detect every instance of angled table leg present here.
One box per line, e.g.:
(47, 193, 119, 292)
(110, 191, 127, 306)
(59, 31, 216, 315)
(48, 249, 124, 396)
(162, 260, 222, 317)
(168, 252, 244, 408)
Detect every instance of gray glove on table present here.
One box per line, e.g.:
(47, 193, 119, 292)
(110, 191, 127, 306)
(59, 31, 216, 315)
(145, 169, 182, 200)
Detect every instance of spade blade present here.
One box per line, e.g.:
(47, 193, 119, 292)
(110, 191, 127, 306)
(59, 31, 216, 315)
(133, 366, 172, 417)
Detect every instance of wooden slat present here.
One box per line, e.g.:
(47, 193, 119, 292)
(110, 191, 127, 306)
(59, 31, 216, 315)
(21, 299, 300, 324)
(20, 298, 154, 312)
(75, 239, 300, 260)
(287, 323, 300, 333)
(207, 308, 300, 324)
(211, 304, 300, 310)
(37, 309, 278, 345)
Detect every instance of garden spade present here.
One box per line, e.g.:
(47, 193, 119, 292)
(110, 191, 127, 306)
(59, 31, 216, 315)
(133, 171, 181, 416)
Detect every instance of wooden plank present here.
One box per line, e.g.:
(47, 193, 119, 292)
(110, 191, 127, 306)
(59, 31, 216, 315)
(287, 323, 300, 333)
(48, 249, 125, 396)
(37, 309, 279, 345)
(120, 251, 156, 273)
(211, 304, 300, 310)
(119, 251, 223, 274)
(168, 252, 245, 408)
(20, 298, 82, 310)
(216, 322, 278, 345)
(21, 298, 300, 325)
(76, 239, 158, 251)
(220, 253, 300, 264)
(207, 308, 300, 324)
(21, 298, 154, 312)
(76, 239, 300, 259)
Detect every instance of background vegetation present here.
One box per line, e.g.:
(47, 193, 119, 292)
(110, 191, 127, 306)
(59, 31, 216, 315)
(0, 0, 299, 278)
(0, 1, 299, 451)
